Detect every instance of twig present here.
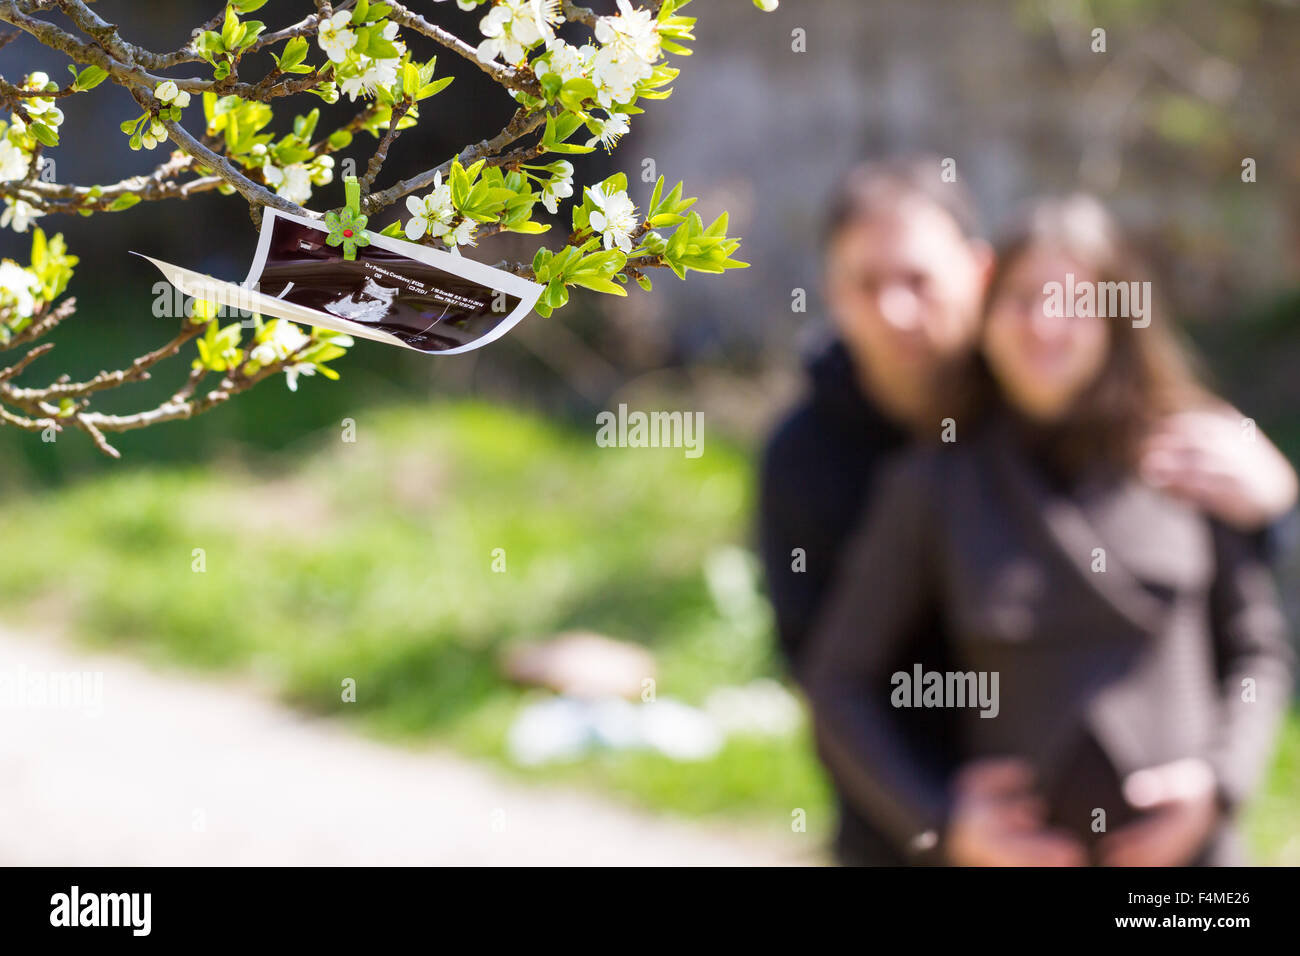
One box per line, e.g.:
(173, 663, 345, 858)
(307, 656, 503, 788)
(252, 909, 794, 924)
(0, 340, 53, 382)
(359, 100, 411, 192)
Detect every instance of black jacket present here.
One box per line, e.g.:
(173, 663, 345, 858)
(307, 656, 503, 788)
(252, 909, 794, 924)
(758, 340, 956, 864)
(804, 419, 1293, 865)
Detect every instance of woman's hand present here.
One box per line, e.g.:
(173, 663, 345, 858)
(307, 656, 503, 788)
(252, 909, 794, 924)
(944, 758, 1087, 867)
(1098, 758, 1221, 867)
(1141, 408, 1298, 531)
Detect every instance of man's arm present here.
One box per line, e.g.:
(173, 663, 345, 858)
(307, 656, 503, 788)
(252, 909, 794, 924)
(757, 425, 834, 677)
(802, 454, 954, 857)
(1140, 408, 1298, 537)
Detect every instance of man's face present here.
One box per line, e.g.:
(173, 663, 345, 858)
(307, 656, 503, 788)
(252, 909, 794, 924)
(825, 198, 988, 397)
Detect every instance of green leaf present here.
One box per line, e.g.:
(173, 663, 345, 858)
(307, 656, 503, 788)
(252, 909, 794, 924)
(366, 33, 400, 60)
(532, 247, 553, 281)
(558, 78, 599, 112)
(108, 193, 141, 211)
(29, 122, 58, 147)
(29, 227, 46, 268)
(239, 21, 265, 48)
(221, 7, 241, 50)
(449, 161, 472, 207)
(293, 108, 320, 140)
(276, 36, 309, 72)
(569, 275, 627, 296)
(647, 175, 665, 216)
(540, 72, 563, 100)
(543, 277, 568, 309)
(72, 65, 109, 91)
(416, 77, 453, 100)
(545, 141, 596, 155)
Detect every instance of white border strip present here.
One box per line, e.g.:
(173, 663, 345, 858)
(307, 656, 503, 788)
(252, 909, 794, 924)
(241, 209, 544, 356)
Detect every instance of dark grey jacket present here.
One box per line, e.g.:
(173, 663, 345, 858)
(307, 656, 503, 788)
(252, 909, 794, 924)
(804, 417, 1295, 865)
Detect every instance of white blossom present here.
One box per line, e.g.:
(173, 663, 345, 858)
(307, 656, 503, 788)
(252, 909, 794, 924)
(284, 362, 315, 392)
(595, 0, 662, 63)
(540, 160, 574, 214)
(1, 197, 43, 233)
(586, 0, 661, 107)
(587, 184, 637, 253)
(250, 319, 311, 367)
(0, 259, 41, 318)
(317, 10, 358, 63)
(585, 112, 630, 151)
(404, 172, 456, 240)
(339, 21, 405, 100)
(340, 56, 399, 100)
(309, 154, 335, 187)
(0, 139, 30, 181)
(539, 39, 594, 83)
(445, 218, 478, 252)
(476, 0, 548, 65)
(263, 161, 314, 204)
(141, 119, 167, 150)
(154, 80, 191, 108)
(590, 45, 652, 108)
(530, 0, 564, 35)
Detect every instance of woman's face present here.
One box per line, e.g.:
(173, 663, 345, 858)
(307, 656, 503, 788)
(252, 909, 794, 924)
(982, 245, 1111, 421)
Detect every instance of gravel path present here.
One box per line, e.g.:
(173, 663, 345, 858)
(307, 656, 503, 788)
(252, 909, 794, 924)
(0, 628, 808, 866)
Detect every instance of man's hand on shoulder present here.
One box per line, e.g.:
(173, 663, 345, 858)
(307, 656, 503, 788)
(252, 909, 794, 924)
(1140, 407, 1298, 531)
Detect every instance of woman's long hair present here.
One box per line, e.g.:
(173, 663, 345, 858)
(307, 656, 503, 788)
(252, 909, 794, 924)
(975, 195, 1210, 481)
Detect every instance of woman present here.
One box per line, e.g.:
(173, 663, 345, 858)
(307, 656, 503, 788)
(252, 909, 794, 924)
(805, 195, 1294, 866)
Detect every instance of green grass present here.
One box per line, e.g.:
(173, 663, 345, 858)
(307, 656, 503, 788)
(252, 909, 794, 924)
(0, 401, 827, 837)
(0, 398, 1292, 860)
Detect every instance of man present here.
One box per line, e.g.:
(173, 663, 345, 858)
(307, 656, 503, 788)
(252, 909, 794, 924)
(759, 157, 1298, 865)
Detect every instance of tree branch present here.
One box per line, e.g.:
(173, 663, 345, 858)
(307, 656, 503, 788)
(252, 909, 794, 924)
(386, 1, 542, 98)
(363, 107, 547, 213)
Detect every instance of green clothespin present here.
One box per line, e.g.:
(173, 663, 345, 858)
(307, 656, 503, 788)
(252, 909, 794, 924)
(324, 175, 369, 260)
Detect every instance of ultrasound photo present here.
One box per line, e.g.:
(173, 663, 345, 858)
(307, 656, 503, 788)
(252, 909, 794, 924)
(247, 213, 534, 353)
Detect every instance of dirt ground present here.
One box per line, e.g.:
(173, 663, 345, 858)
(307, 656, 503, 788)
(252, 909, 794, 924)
(0, 627, 811, 866)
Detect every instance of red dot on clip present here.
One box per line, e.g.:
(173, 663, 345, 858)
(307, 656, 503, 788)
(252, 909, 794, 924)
(343, 229, 353, 238)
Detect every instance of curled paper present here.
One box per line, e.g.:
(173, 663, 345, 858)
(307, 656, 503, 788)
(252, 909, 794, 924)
(139, 209, 543, 354)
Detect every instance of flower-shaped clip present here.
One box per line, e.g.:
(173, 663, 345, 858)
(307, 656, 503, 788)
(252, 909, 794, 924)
(325, 175, 369, 260)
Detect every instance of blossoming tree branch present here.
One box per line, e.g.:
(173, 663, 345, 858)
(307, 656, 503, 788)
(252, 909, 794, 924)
(0, 0, 775, 457)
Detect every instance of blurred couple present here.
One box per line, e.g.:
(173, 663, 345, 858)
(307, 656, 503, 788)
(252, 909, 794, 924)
(760, 158, 1297, 866)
